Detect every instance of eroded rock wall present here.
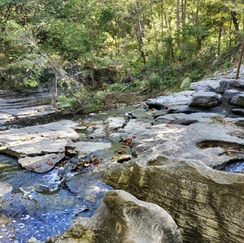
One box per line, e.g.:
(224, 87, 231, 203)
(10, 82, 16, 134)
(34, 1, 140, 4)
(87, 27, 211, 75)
(102, 160, 244, 243)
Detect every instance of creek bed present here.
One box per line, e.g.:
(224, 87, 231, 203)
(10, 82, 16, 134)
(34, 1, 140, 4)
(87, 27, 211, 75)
(0, 154, 111, 242)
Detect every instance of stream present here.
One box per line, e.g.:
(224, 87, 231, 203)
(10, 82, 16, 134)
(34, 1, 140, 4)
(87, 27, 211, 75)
(0, 95, 244, 242)
(0, 104, 150, 242)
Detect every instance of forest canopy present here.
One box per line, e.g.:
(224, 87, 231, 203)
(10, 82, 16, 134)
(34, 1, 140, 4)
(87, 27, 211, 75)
(0, 0, 243, 97)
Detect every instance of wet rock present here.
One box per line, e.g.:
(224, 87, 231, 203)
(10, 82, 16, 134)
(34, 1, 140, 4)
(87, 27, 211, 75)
(0, 182, 12, 197)
(189, 91, 222, 107)
(102, 161, 244, 243)
(19, 153, 65, 173)
(49, 190, 182, 243)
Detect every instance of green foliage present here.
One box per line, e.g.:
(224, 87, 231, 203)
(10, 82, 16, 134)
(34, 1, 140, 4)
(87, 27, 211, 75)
(148, 74, 162, 92)
(0, 0, 243, 96)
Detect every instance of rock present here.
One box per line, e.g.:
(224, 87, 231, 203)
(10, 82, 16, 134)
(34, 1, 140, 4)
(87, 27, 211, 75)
(234, 118, 244, 127)
(105, 117, 126, 130)
(155, 112, 223, 125)
(189, 92, 222, 107)
(232, 108, 244, 116)
(0, 120, 79, 168)
(0, 112, 15, 128)
(146, 91, 194, 109)
(49, 190, 182, 243)
(190, 78, 221, 92)
(230, 93, 244, 107)
(153, 109, 168, 118)
(0, 182, 12, 197)
(117, 154, 132, 163)
(18, 153, 65, 173)
(120, 120, 244, 168)
(89, 127, 106, 139)
(102, 160, 244, 243)
(27, 237, 42, 243)
(229, 80, 244, 90)
(222, 89, 242, 104)
(67, 141, 111, 157)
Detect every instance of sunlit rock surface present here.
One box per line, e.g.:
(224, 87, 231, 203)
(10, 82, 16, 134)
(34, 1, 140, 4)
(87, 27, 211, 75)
(103, 160, 244, 243)
(47, 190, 182, 243)
(0, 120, 79, 172)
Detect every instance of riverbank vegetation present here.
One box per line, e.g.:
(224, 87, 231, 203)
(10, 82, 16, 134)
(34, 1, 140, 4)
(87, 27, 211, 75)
(0, 0, 243, 112)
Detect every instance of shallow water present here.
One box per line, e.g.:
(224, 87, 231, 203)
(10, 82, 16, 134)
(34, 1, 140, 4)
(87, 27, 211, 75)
(222, 161, 244, 174)
(0, 154, 111, 242)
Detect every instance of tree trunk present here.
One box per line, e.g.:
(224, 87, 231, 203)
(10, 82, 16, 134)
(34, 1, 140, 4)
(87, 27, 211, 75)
(218, 27, 222, 56)
(182, 0, 187, 24)
(134, 1, 146, 66)
(231, 11, 239, 31)
(176, 0, 180, 30)
(236, 40, 244, 79)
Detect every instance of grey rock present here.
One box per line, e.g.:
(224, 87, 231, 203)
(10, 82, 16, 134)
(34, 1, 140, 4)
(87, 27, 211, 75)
(190, 78, 221, 92)
(18, 153, 65, 173)
(105, 117, 126, 130)
(222, 89, 243, 104)
(189, 92, 222, 107)
(155, 112, 223, 125)
(230, 93, 244, 107)
(103, 160, 244, 243)
(0, 182, 13, 197)
(232, 108, 244, 116)
(229, 80, 244, 90)
(67, 141, 111, 158)
(146, 91, 194, 109)
(49, 190, 182, 243)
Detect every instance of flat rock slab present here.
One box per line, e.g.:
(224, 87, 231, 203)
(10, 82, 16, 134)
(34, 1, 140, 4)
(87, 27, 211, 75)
(155, 112, 223, 125)
(116, 118, 244, 168)
(19, 153, 65, 173)
(68, 141, 112, 158)
(0, 120, 79, 171)
(105, 117, 126, 130)
(3, 105, 55, 118)
(146, 91, 194, 109)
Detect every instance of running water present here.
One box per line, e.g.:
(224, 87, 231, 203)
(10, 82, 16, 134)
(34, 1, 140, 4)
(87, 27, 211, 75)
(0, 154, 111, 242)
(222, 160, 244, 174)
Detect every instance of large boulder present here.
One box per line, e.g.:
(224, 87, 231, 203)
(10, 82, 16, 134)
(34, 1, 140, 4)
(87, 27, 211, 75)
(146, 91, 194, 109)
(47, 190, 182, 243)
(102, 160, 244, 243)
(188, 92, 222, 107)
